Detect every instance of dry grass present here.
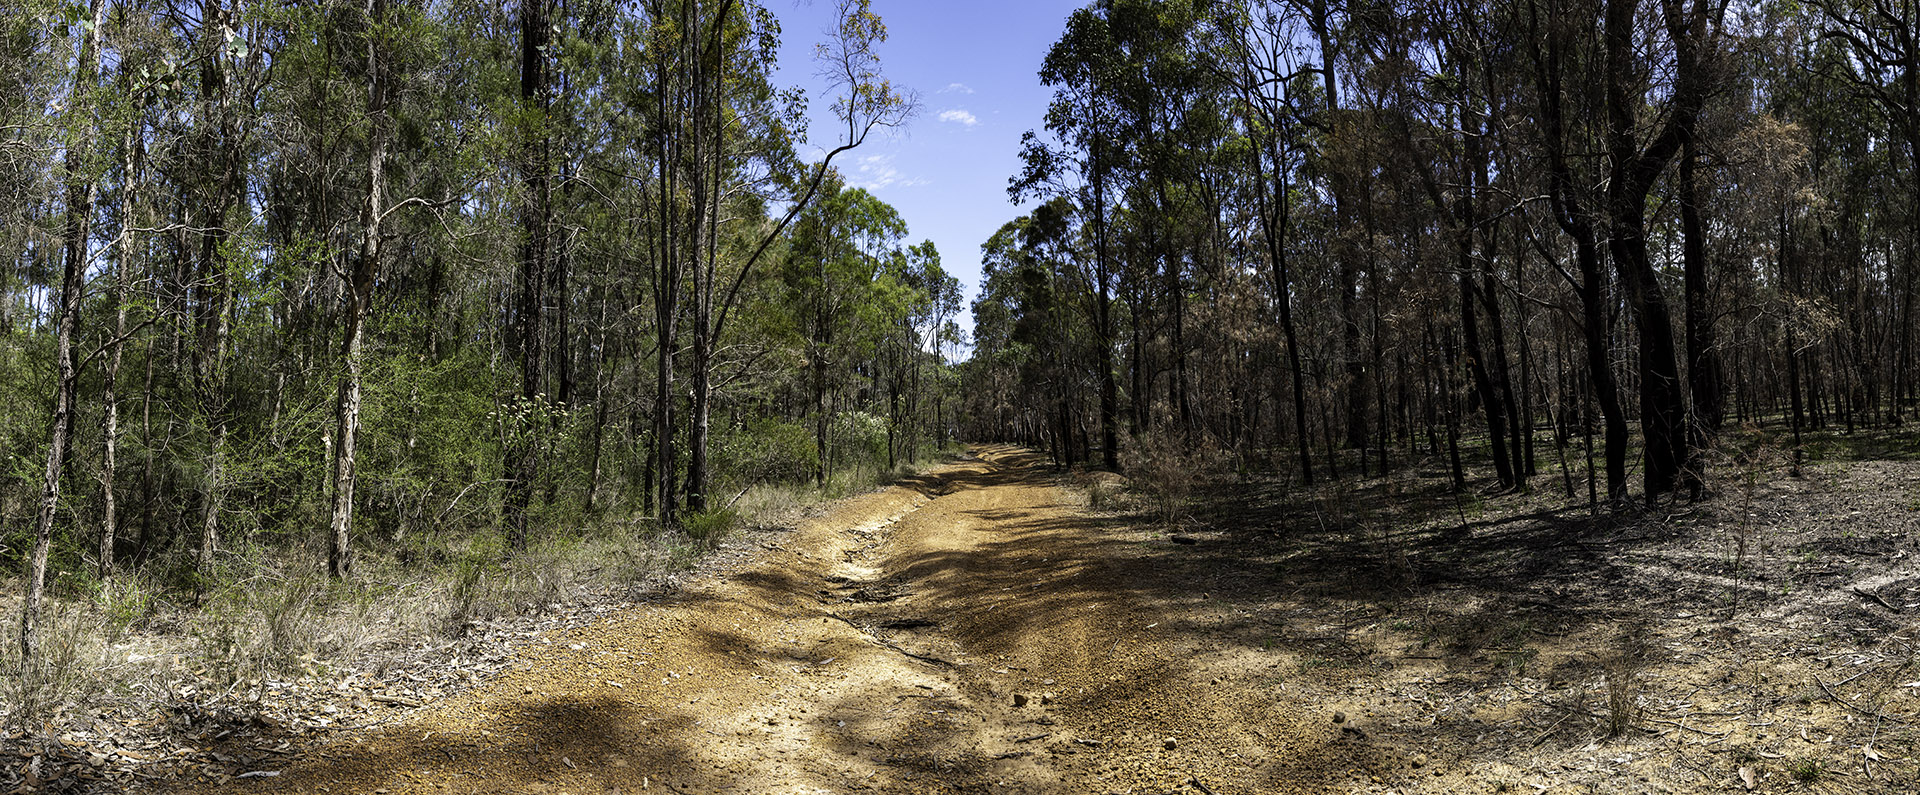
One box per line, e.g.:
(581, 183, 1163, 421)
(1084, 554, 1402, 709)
(0, 464, 914, 736)
(2, 601, 108, 731)
(1065, 470, 1130, 512)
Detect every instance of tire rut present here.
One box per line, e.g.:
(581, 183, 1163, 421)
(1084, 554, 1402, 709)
(179, 446, 1345, 795)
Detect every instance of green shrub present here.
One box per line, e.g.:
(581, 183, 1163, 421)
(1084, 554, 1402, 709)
(832, 411, 889, 471)
(682, 507, 740, 542)
(715, 417, 818, 486)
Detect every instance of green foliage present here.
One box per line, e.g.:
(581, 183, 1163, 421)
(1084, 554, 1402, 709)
(0, 0, 958, 736)
(1789, 758, 1825, 783)
(362, 346, 506, 538)
(682, 507, 740, 543)
(833, 411, 890, 469)
(716, 417, 818, 486)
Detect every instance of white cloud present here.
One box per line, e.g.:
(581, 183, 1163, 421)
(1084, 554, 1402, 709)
(938, 109, 979, 127)
(850, 154, 928, 191)
(939, 82, 976, 95)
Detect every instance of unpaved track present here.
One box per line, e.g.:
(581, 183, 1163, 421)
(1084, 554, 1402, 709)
(194, 446, 1371, 794)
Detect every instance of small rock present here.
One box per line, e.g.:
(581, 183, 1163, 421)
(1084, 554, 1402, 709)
(1332, 711, 1346, 724)
(1040, 693, 1054, 705)
(1163, 737, 1178, 750)
(1411, 753, 1427, 768)
(1012, 693, 1030, 708)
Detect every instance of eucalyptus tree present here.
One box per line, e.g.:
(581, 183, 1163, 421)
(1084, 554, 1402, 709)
(1016, 0, 1135, 469)
(21, 0, 107, 664)
(784, 181, 907, 485)
(326, 0, 407, 578)
(632, 0, 911, 523)
(1290, 0, 1371, 465)
(164, 0, 271, 577)
(896, 240, 961, 463)
(1213, 0, 1317, 484)
(98, 0, 174, 579)
(1808, 0, 1920, 425)
(1598, 0, 1721, 499)
(502, 0, 557, 558)
(973, 208, 1085, 463)
(1520, 0, 1629, 499)
(1378, 0, 1526, 490)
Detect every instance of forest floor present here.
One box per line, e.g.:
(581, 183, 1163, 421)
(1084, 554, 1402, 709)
(17, 442, 1920, 793)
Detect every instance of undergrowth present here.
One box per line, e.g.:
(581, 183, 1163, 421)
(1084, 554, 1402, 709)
(0, 462, 944, 734)
(1123, 432, 1231, 526)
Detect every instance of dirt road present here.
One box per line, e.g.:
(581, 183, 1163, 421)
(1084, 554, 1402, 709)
(176, 445, 1919, 794)
(187, 446, 1383, 794)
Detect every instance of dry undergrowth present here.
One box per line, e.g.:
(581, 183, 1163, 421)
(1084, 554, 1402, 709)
(0, 468, 946, 791)
(1122, 431, 1232, 526)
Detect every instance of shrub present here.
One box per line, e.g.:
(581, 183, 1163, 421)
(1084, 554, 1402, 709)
(1122, 432, 1230, 526)
(2, 602, 104, 731)
(682, 507, 740, 543)
(715, 417, 818, 486)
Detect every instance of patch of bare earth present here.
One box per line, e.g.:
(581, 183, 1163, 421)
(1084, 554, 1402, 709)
(103, 447, 1919, 794)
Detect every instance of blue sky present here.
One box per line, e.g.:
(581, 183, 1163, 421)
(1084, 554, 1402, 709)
(772, 0, 1089, 332)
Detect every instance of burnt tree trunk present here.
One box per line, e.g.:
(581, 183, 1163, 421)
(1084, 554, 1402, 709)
(506, 0, 551, 551)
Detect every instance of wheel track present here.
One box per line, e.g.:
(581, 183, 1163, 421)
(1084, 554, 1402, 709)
(178, 445, 1350, 795)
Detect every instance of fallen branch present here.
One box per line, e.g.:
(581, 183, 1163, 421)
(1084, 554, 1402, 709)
(1813, 675, 1907, 724)
(1852, 587, 1902, 614)
(876, 640, 954, 668)
(823, 612, 954, 667)
(1644, 717, 1730, 737)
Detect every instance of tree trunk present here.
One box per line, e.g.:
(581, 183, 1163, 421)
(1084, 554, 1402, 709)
(506, 0, 551, 551)
(1529, 0, 1629, 499)
(1460, 256, 1516, 489)
(1681, 139, 1723, 493)
(1094, 233, 1119, 469)
(1603, 0, 1708, 500)
(193, 1, 243, 579)
(22, 0, 105, 662)
(100, 96, 145, 580)
(328, 0, 392, 579)
(1248, 138, 1314, 486)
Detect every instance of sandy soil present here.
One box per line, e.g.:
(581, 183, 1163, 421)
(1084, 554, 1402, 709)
(143, 444, 1918, 794)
